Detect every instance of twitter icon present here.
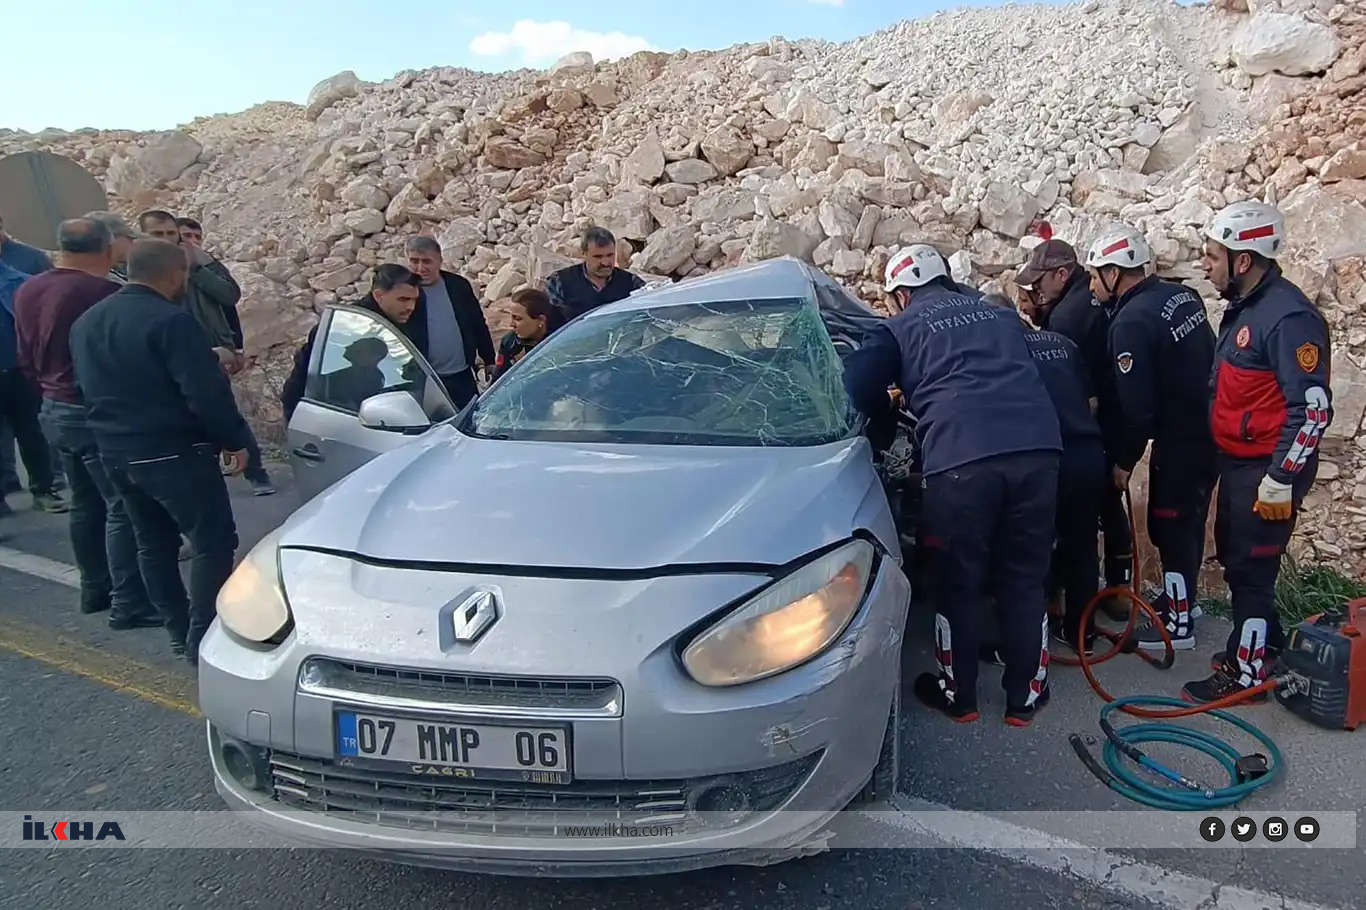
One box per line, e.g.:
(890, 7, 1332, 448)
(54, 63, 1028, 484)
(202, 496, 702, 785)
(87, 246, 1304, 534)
(1231, 817, 1257, 842)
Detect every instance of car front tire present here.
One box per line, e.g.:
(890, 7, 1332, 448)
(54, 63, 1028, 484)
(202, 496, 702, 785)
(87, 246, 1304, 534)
(849, 663, 901, 805)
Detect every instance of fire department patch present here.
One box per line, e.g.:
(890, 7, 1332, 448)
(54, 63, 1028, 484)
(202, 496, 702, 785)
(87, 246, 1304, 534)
(1296, 342, 1320, 373)
(1116, 352, 1133, 374)
(1235, 325, 1251, 349)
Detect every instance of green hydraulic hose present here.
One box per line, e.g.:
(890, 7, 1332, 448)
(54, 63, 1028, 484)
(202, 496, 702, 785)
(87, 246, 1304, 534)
(1070, 694, 1284, 810)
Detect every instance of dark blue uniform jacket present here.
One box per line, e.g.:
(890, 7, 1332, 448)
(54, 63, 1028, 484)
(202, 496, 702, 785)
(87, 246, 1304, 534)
(843, 282, 1061, 476)
(1107, 275, 1216, 471)
(1024, 329, 1102, 447)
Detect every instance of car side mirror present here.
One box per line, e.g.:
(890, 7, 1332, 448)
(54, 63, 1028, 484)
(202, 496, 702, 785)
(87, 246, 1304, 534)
(358, 391, 431, 433)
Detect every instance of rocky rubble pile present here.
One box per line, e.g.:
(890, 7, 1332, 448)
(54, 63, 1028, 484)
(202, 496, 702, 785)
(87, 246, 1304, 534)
(2, 0, 1364, 575)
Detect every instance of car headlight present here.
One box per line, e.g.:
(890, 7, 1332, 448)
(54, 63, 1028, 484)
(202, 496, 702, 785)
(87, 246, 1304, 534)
(216, 529, 292, 643)
(681, 539, 876, 687)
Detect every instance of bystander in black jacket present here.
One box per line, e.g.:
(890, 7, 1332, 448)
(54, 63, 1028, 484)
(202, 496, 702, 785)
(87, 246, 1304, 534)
(545, 262, 646, 322)
(68, 283, 252, 460)
(280, 294, 425, 421)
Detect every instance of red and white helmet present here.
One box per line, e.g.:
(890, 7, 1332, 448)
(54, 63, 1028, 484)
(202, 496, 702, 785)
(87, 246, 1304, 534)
(884, 244, 947, 292)
(1204, 201, 1285, 260)
(1085, 226, 1152, 271)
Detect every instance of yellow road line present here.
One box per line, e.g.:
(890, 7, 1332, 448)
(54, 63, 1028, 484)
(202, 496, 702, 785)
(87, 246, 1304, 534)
(0, 617, 200, 717)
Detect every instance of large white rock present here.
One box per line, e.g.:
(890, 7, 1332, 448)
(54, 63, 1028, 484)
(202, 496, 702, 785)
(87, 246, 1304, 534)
(744, 218, 819, 262)
(305, 71, 362, 120)
(342, 208, 386, 236)
(622, 128, 666, 185)
(700, 126, 752, 177)
(665, 158, 719, 185)
(437, 218, 487, 261)
(590, 190, 655, 241)
(979, 181, 1039, 238)
(341, 177, 391, 210)
(692, 187, 758, 223)
(1230, 12, 1341, 77)
(1278, 183, 1366, 302)
(633, 224, 697, 275)
(550, 51, 595, 75)
(105, 130, 203, 197)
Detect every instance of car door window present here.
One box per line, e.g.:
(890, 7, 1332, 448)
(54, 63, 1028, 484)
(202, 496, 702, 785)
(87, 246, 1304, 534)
(304, 307, 454, 423)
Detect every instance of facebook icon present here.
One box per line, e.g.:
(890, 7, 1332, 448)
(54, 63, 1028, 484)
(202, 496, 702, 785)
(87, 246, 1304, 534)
(1199, 816, 1226, 843)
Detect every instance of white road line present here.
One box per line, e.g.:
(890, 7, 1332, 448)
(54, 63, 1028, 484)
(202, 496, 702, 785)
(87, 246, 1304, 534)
(0, 545, 81, 589)
(0, 545, 1344, 909)
(879, 796, 1343, 910)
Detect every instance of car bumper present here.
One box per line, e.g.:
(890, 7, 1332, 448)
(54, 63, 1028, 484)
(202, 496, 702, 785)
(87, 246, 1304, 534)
(200, 552, 910, 875)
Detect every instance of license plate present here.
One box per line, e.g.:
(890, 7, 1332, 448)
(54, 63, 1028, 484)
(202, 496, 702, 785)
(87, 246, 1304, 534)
(334, 710, 573, 784)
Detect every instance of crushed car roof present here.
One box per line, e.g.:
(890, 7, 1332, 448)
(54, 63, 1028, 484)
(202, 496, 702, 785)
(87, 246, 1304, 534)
(589, 256, 886, 350)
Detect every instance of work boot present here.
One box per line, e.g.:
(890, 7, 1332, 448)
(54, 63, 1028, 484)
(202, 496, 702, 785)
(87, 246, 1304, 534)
(912, 672, 980, 723)
(1209, 647, 1281, 674)
(1004, 685, 1051, 727)
(1128, 594, 1196, 652)
(80, 592, 111, 615)
(31, 491, 70, 514)
(1051, 621, 1097, 658)
(1182, 662, 1269, 705)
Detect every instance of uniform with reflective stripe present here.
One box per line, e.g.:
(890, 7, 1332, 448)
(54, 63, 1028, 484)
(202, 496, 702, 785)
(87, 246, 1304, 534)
(1209, 264, 1335, 685)
(1209, 264, 1333, 484)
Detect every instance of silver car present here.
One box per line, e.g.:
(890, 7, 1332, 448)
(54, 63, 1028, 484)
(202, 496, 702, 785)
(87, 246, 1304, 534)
(202, 258, 914, 875)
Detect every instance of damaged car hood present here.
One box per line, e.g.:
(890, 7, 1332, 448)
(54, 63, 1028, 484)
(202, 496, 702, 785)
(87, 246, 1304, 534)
(278, 425, 882, 570)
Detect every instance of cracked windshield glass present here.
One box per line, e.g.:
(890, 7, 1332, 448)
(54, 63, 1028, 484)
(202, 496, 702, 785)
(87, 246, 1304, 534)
(465, 295, 856, 446)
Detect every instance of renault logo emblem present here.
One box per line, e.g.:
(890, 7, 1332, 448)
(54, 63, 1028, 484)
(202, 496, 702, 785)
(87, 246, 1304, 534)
(451, 590, 500, 643)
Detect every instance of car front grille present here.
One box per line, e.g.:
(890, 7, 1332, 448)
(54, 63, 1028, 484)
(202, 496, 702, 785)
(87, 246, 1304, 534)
(268, 749, 823, 838)
(298, 658, 622, 716)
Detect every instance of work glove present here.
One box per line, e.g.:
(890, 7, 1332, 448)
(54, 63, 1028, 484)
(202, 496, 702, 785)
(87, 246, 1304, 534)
(1253, 475, 1294, 521)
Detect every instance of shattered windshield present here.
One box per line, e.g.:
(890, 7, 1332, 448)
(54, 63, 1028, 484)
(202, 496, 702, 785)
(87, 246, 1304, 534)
(463, 295, 856, 446)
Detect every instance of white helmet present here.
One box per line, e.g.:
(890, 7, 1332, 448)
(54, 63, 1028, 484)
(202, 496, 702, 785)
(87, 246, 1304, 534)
(884, 244, 947, 292)
(1204, 201, 1285, 260)
(1085, 226, 1152, 271)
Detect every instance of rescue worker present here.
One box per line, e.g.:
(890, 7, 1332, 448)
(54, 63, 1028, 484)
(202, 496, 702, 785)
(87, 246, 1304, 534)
(1087, 226, 1217, 653)
(844, 244, 1062, 726)
(1184, 202, 1332, 702)
(1016, 239, 1133, 611)
(984, 294, 1106, 655)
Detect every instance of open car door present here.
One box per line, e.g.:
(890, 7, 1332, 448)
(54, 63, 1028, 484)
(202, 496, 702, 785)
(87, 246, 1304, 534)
(286, 304, 457, 502)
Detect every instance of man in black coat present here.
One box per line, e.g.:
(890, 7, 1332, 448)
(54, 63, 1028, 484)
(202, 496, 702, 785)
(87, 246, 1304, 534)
(280, 264, 424, 420)
(1017, 239, 1133, 615)
(404, 236, 496, 408)
(544, 226, 647, 323)
(69, 239, 253, 665)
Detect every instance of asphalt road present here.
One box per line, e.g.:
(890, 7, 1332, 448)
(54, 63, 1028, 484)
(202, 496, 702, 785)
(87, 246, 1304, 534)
(0, 463, 1360, 910)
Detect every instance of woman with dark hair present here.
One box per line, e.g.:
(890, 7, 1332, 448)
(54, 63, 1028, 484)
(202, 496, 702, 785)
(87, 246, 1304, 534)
(492, 288, 561, 380)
